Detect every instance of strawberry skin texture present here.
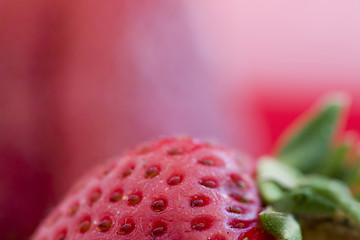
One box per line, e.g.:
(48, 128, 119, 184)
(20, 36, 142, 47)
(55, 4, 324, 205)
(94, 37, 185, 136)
(33, 137, 272, 240)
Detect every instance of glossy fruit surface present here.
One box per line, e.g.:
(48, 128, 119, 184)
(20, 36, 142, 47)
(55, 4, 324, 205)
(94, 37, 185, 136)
(33, 137, 271, 240)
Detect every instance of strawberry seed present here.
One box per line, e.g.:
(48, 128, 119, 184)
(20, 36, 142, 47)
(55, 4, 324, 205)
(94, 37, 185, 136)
(79, 217, 91, 233)
(97, 218, 112, 232)
(199, 179, 217, 188)
(167, 175, 182, 185)
(128, 194, 142, 205)
(145, 167, 160, 178)
(117, 220, 135, 235)
(152, 199, 166, 212)
(109, 189, 123, 202)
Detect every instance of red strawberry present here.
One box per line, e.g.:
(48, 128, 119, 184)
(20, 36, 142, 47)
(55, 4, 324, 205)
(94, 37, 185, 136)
(33, 137, 272, 240)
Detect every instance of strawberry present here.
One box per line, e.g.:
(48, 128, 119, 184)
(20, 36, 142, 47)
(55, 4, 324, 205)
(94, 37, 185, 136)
(33, 93, 360, 240)
(33, 137, 272, 240)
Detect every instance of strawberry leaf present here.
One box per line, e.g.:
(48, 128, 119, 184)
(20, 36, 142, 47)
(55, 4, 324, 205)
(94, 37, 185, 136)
(257, 157, 360, 239)
(299, 176, 360, 222)
(260, 209, 302, 240)
(271, 187, 337, 215)
(257, 158, 301, 203)
(318, 141, 349, 177)
(259, 181, 287, 204)
(276, 94, 348, 174)
(258, 158, 301, 189)
(260, 94, 360, 239)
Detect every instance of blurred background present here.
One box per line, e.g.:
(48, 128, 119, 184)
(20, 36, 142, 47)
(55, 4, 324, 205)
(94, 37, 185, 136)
(0, 1, 359, 239)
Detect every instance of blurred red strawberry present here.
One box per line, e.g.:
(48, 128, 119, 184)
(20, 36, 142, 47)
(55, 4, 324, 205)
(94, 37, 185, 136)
(0, 1, 266, 239)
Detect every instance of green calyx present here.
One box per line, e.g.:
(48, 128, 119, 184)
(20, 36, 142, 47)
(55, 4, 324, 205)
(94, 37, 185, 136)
(257, 93, 360, 240)
(275, 95, 346, 173)
(260, 208, 302, 240)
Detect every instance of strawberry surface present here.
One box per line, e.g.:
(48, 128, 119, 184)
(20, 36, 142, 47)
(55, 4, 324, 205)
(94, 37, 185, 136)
(33, 137, 272, 240)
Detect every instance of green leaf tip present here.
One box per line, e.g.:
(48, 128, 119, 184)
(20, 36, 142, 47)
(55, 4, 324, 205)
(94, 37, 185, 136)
(260, 209, 302, 240)
(276, 93, 350, 174)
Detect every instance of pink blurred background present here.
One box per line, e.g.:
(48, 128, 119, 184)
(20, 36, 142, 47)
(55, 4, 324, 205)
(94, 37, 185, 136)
(1, 1, 359, 239)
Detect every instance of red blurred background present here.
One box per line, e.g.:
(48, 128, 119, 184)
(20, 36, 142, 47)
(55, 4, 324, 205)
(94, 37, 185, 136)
(1, 1, 359, 239)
